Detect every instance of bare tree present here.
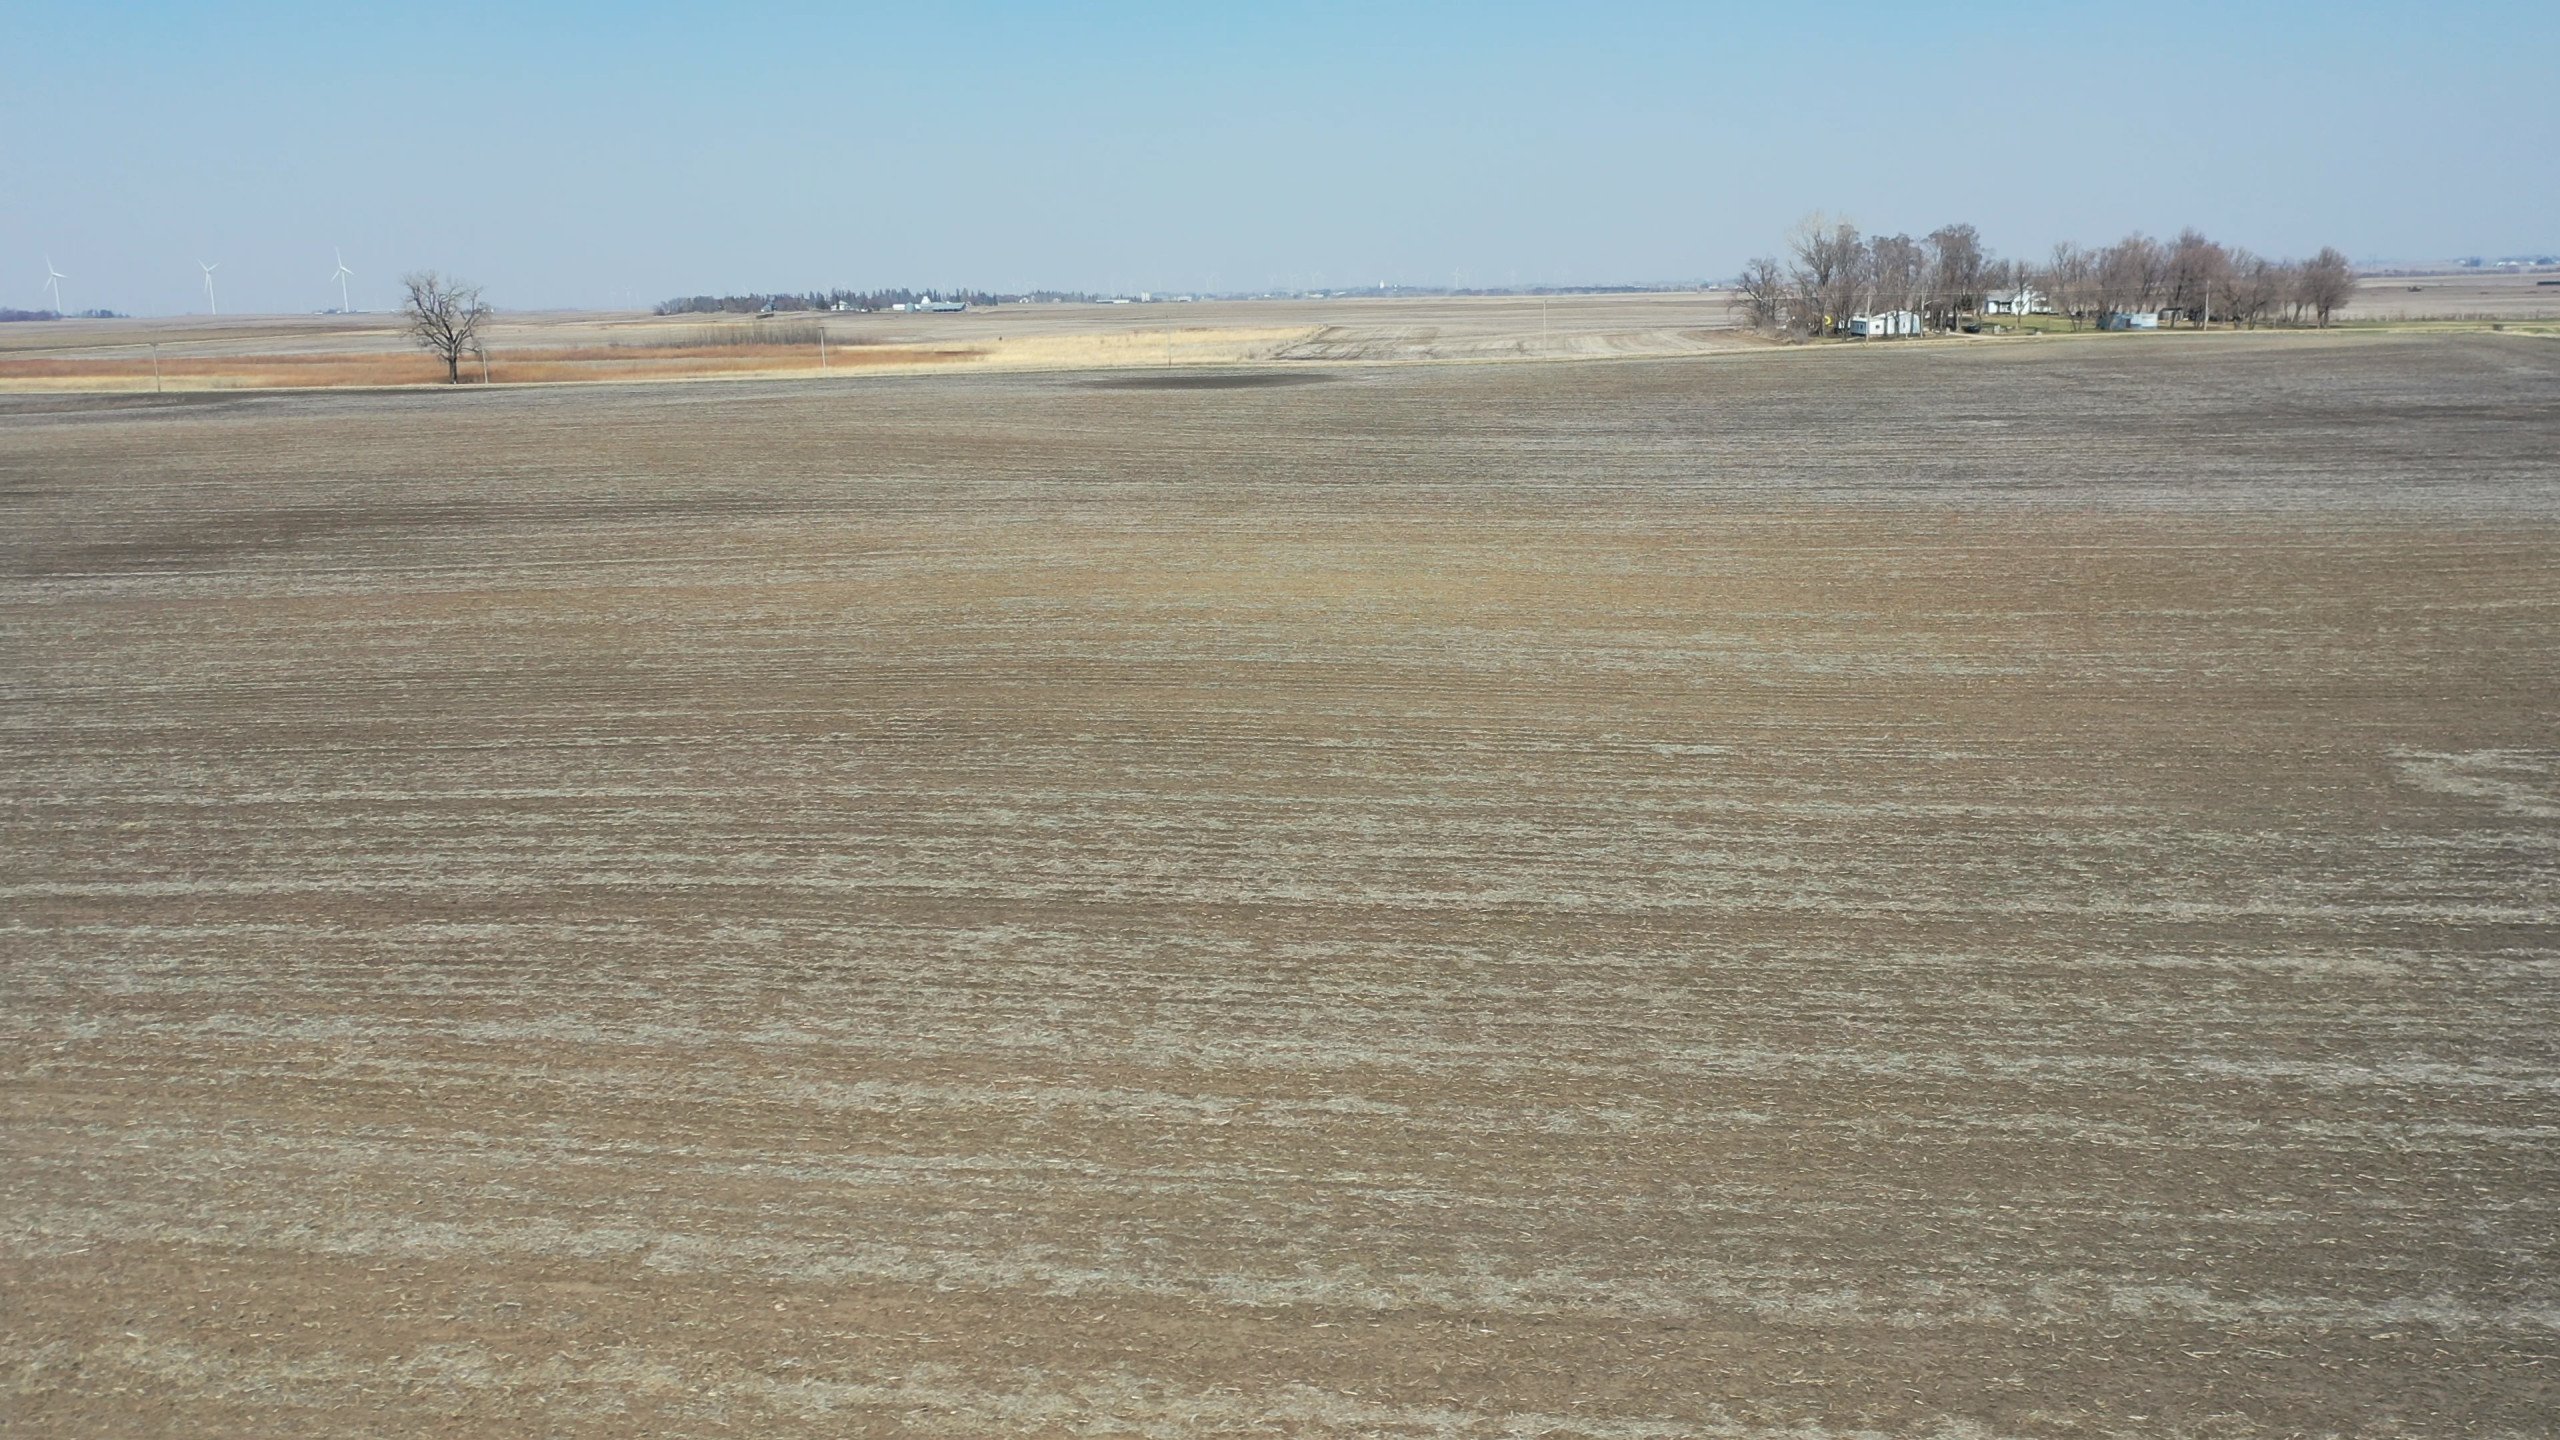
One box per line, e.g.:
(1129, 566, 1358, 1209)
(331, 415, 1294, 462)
(1732, 256, 1789, 332)
(402, 271, 489, 383)
(1980, 256, 2021, 310)
(2095, 232, 2167, 319)
(1867, 232, 1929, 323)
(1926, 223, 1988, 329)
(2040, 242, 2098, 328)
(2296, 247, 2354, 327)
(2275, 261, 2309, 325)
(2164, 228, 2231, 327)
(1786, 214, 1867, 337)
(2222, 249, 2279, 328)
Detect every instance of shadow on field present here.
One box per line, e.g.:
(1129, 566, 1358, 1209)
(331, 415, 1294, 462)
(0, 392, 291, 416)
(1077, 371, 1334, 390)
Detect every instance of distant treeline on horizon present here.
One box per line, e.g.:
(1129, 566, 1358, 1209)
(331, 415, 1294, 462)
(655, 282, 1708, 314)
(655, 289, 1094, 315)
(1, 308, 124, 322)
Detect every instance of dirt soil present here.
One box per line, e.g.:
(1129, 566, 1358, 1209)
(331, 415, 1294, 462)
(3, 333, 2557, 1437)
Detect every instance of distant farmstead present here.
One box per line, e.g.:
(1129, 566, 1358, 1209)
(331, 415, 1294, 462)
(1982, 287, 2050, 315)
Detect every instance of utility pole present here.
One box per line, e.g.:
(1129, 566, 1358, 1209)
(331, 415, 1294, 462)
(476, 344, 490, 384)
(150, 343, 161, 394)
(818, 324, 828, 371)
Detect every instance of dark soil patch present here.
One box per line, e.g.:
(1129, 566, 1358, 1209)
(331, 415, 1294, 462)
(1079, 371, 1333, 390)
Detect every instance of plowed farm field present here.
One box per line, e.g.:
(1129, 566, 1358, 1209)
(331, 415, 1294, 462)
(5, 332, 2558, 1438)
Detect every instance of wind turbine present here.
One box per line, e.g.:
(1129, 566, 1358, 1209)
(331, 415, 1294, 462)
(330, 248, 353, 313)
(43, 256, 67, 317)
(199, 261, 220, 316)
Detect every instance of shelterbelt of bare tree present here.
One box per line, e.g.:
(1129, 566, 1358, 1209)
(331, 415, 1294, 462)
(1736, 215, 2357, 336)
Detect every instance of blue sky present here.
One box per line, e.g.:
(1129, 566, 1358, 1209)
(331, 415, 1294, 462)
(4, 1, 2553, 315)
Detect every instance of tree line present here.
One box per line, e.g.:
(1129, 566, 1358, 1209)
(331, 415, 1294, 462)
(1734, 217, 2357, 336)
(654, 287, 1101, 315)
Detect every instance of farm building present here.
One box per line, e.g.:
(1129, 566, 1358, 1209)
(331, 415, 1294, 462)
(1848, 310, 1923, 338)
(1983, 287, 2050, 315)
(2098, 310, 2162, 331)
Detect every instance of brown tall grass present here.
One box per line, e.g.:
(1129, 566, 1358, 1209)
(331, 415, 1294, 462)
(484, 345, 976, 383)
(616, 322, 847, 349)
